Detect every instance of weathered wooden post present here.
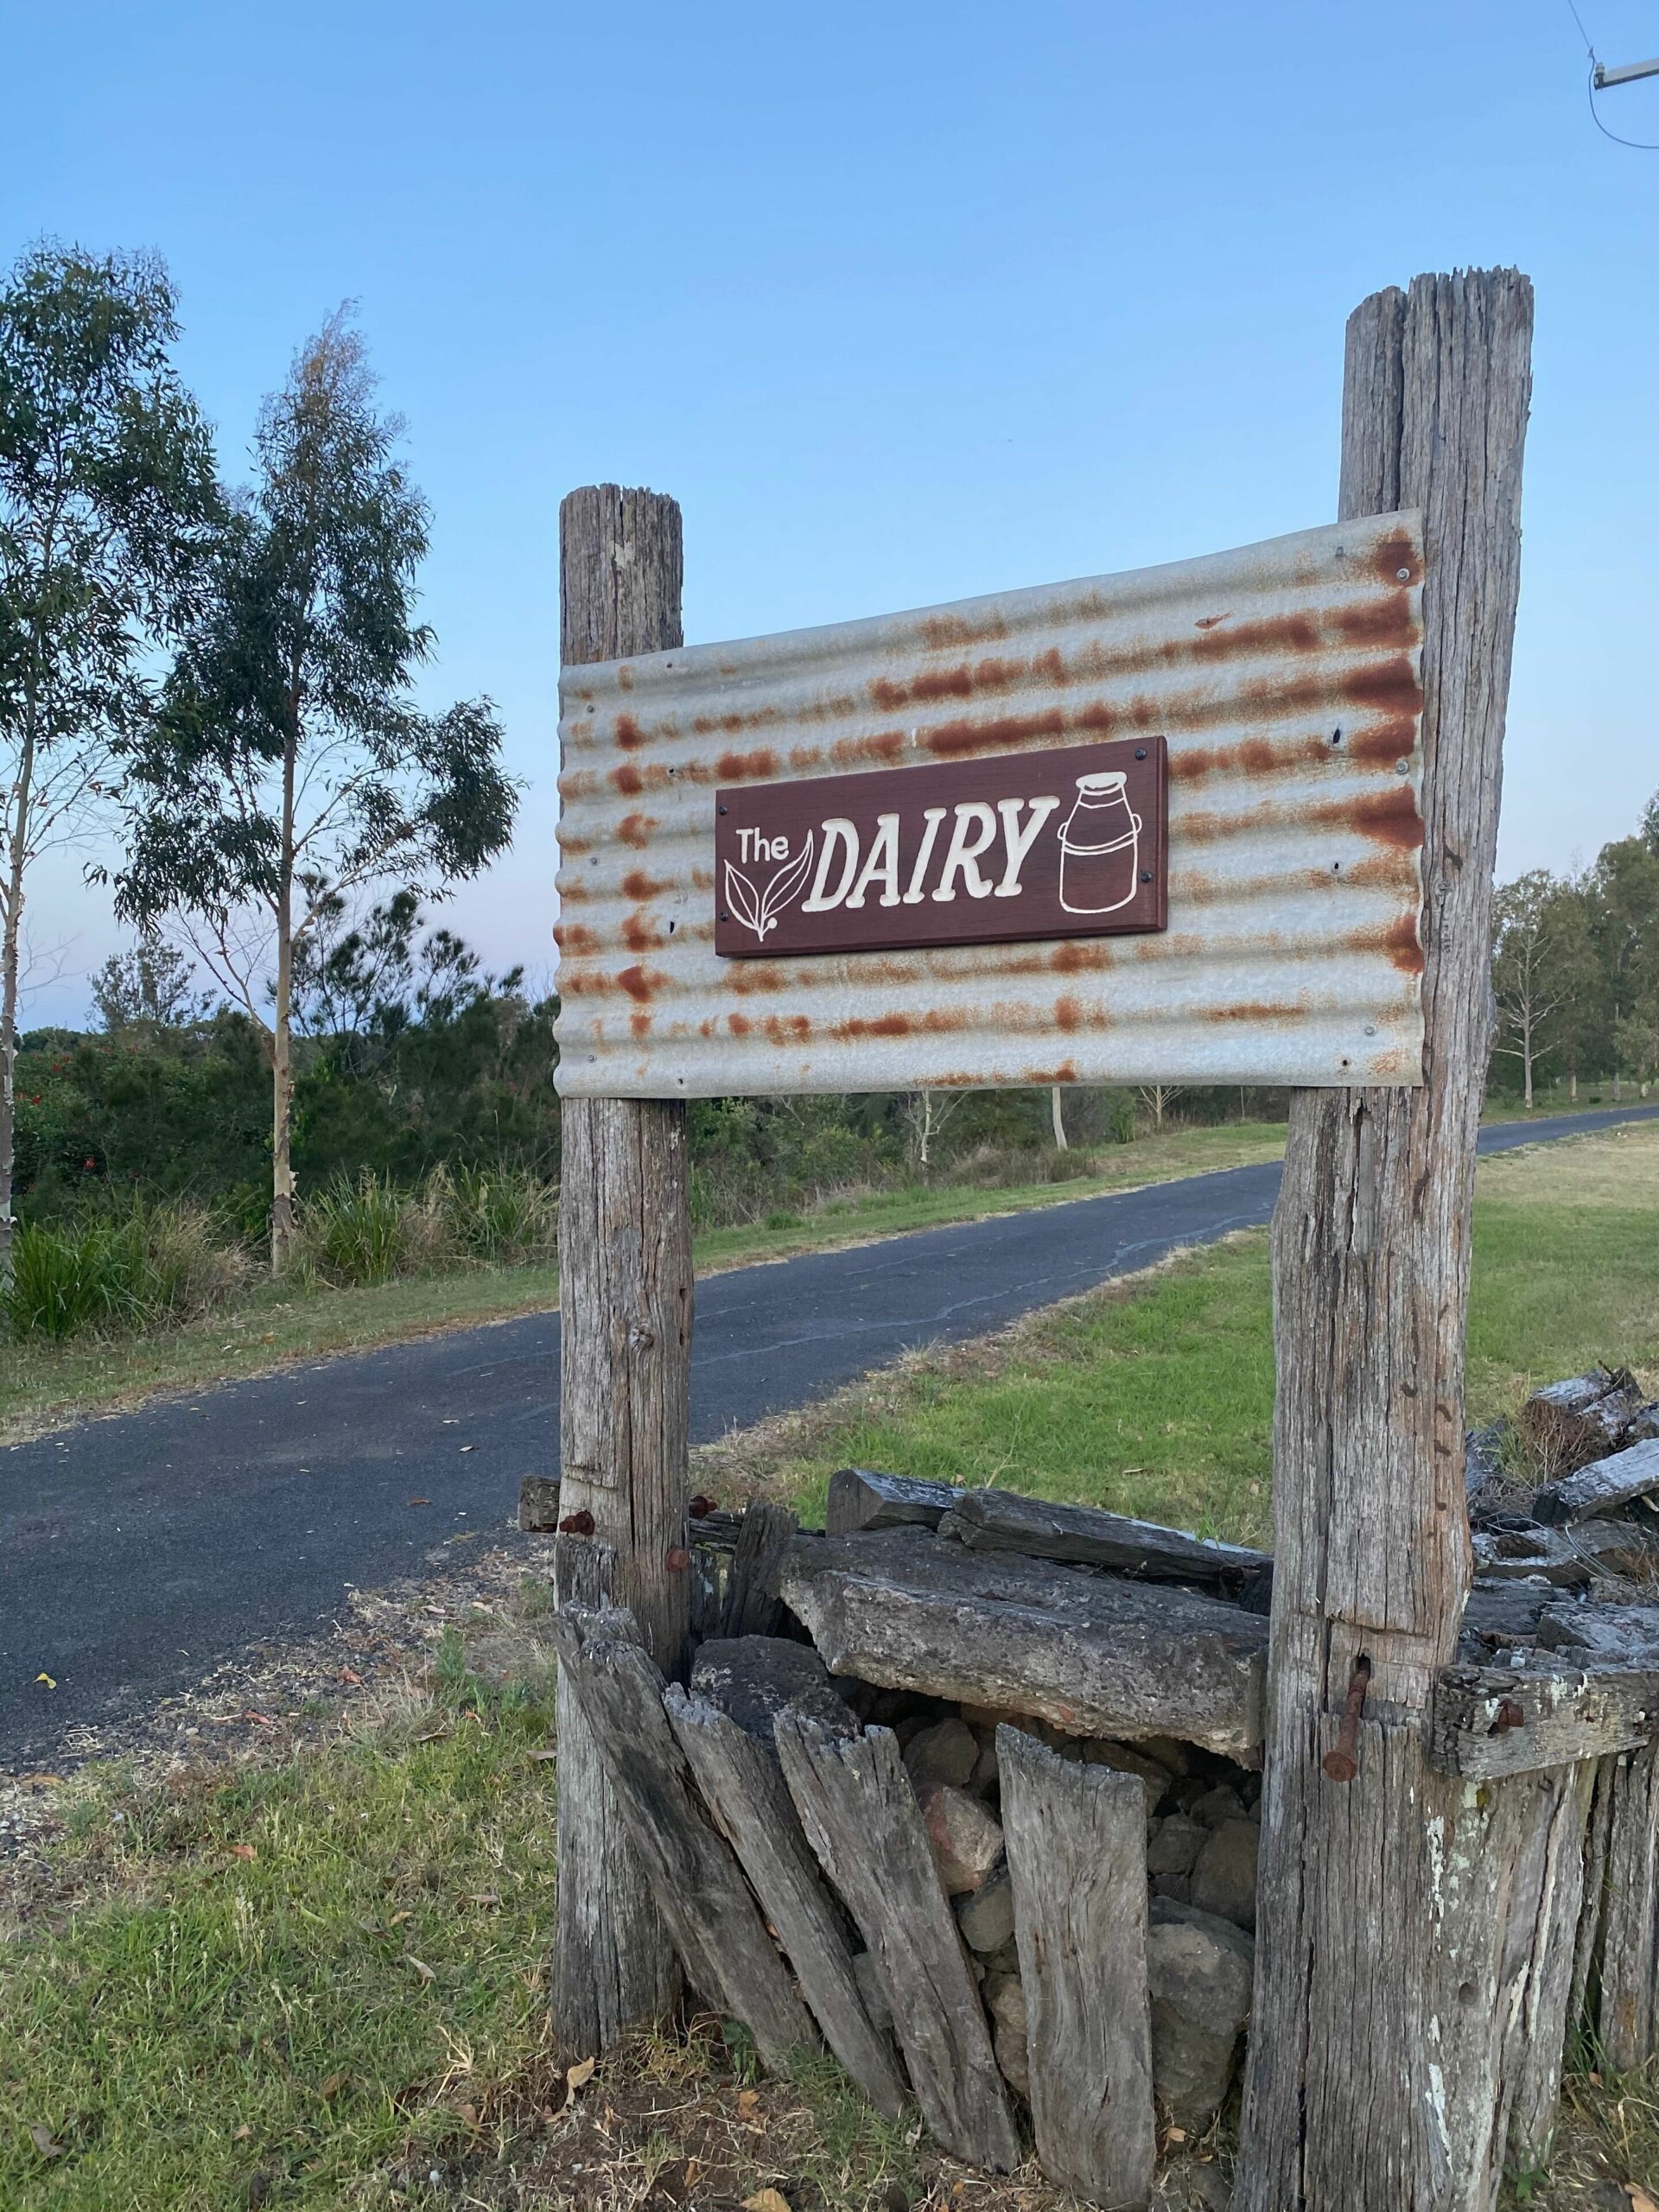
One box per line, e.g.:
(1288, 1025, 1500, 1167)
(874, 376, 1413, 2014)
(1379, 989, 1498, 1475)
(1238, 271, 1535, 2209)
(552, 484, 694, 2056)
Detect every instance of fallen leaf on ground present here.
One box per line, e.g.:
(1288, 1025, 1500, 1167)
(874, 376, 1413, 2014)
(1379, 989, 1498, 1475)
(1625, 2188, 1658, 2212)
(339, 1668, 363, 1686)
(408, 1497, 430, 1506)
(34, 1672, 56, 1689)
(466, 1891, 501, 1908)
(233, 2126, 252, 2142)
(19, 1774, 64, 1789)
(528, 1748, 558, 1763)
(565, 2056, 596, 2096)
(389, 1909, 412, 1926)
(229, 1844, 257, 1862)
(241, 1710, 273, 1727)
(320, 2070, 349, 2101)
(736, 2088, 760, 2117)
(407, 1956, 435, 1984)
(743, 2191, 791, 2212)
(28, 2125, 64, 2158)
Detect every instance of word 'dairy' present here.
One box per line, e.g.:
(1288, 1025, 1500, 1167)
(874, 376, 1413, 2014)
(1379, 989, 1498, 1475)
(714, 739, 1167, 959)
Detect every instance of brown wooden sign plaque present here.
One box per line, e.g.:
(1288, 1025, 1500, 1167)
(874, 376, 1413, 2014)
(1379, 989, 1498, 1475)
(714, 739, 1167, 959)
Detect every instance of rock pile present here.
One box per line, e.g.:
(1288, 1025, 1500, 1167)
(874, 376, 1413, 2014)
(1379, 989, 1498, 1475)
(1464, 1367, 1659, 1663)
(837, 1675, 1262, 2126)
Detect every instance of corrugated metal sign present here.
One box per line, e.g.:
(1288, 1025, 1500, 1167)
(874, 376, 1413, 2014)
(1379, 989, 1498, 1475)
(554, 511, 1427, 1098)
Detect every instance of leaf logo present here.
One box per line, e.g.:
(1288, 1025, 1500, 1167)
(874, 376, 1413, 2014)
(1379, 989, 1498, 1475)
(724, 835, 815, 944)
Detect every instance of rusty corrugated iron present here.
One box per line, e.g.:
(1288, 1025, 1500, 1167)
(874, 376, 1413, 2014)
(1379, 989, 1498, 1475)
(554, 512, 1427, 1097)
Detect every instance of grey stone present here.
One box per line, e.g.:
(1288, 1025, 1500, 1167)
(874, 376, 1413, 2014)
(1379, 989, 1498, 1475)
(956, 1864, 1015, 1953)
(1080, 1739, 1171, 1805)
(1147, 1813, 1207, 1877)
(1139, 1734, 1193, 1777)
(1189, 1818, 1259, 1932)
(984, 1970, 1027, 2039)
(993, 2013, 1030, 2099)
(968, 1739, 1000, 1796)
(985, 1971, 1029, 2094)
(689, 1637, 854, 1742)
(902, 1716, 978, 1790)
(1188, 1783, 1247, 1828)
(1147, 1899, 1255, 2128)
(1153, 1871, 1192, 1905)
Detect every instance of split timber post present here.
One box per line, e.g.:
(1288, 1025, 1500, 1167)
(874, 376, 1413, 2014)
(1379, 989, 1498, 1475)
(1238, 272, 1535, 2209)
(552, 485, 693, 2056)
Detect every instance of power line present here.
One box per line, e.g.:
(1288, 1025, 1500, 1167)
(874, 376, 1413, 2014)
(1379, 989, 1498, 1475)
(1565, 0, 1659, 148)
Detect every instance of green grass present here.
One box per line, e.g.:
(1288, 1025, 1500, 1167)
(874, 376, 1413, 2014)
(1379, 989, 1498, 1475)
(710, 1121, 1659, 1550)
(1, 1123, 1287, 1446)
(0, 1662, 556, 2212)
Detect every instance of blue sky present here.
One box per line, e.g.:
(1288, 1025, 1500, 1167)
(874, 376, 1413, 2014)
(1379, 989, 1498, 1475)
(7, 0, 1658, 1023)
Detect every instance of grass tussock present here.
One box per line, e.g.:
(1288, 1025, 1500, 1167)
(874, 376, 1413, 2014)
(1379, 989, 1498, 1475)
(0, 1201, 249, 1344)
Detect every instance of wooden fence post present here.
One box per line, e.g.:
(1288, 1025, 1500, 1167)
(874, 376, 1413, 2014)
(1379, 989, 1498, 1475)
(552, 484, 693, 2056)
(1236, 271, 1534, 2210)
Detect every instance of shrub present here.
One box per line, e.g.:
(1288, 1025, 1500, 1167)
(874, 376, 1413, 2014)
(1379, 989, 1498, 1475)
(435, 1163, 556, 1263)
(1, 1202, 245, 1341)
(294, 1173, 425, 1287)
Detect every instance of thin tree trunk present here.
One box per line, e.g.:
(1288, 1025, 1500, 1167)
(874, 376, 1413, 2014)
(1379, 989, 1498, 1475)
(1050, 1084, 1067, 1149)
(270, 723, 298, 1275)
(1237, 270, 1534, 2212)
(0, 691, 37, 1288)
(1523, 1027, 1534, 1110)
(552, 484, 690, 2057)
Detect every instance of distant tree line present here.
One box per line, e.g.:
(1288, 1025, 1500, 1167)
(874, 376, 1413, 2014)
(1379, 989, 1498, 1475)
(1489, 791, 1659, 1108)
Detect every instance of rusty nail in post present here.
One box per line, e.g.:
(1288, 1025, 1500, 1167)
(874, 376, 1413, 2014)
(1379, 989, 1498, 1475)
(1322, 1657, 1372, 1783)
(1490, 1697, 1526, 1736)
(665, 1547, 690, 1573)
(688, 1494, 717, 1519)
(558, 1510, 595, 1537)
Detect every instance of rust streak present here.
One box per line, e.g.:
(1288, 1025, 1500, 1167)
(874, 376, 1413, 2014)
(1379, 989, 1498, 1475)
(621, 868, 671, 899)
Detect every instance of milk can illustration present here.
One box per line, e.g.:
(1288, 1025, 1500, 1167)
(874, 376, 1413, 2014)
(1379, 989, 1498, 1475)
(1058, 770, 1141, 914)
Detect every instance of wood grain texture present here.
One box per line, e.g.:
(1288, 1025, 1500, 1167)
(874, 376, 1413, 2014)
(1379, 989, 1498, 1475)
(1503, 1761, 1597, 2171)
(998, 1726, 1155, 2209)
(1429, 1662, 1659, 1779)
(550, 1601, 815, 2072)
(779, 1526, 1266, 1758)
(551, 1535, 674, 2053)
(826, 1468, 963, 1535)
(1532, 1437, 1659, 1526)
(941, 1488, 1269, 1588)
(1568, 1756, 1615, 2050)
(1237, 271, 1535, 2212)
(1597, 1740, 1659, 2069)
(554, 486, 692, 2056)
(774, 1712, 1020, 2173)
(664, 1684, 907, 2118)
(722, 1502, 797, 1638)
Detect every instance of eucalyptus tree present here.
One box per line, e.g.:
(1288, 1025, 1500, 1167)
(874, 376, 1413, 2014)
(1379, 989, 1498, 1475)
(0, 243, 219, 1278)
(118, 310, 517, 1272)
